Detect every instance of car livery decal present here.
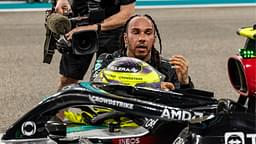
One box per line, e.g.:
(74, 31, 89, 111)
(21, 121, 36, 136)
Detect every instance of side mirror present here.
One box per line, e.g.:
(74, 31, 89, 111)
(45, 121, 66, 139)
(45, 120, 79, 143)
(227, 56, 248, 96)
(228, 56, 256, 97)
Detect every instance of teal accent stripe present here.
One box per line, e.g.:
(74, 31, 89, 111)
(0, 2, 51, 9)
(67, 125, 106, 133)
(79, 82, 107, 94)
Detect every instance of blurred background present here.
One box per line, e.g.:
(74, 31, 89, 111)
(0, 0, 255, 132)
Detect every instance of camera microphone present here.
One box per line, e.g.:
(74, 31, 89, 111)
(46, 13, 71, 35)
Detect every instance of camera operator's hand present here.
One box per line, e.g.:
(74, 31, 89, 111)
(65, 24, 98, 40)
(65, 27, 80, 40)
(56, 35, 72, 53)
(55, 0, 71, 15)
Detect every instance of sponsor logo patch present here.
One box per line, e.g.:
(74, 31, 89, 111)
(90, 95, 134, 110)
(225, 132, 256, 144)
(21, 121, 37, 136)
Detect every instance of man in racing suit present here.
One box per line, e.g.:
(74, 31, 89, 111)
(90, 14, 194, 143)
(55, 0, 135, 90)
(90, 14, 194, 90)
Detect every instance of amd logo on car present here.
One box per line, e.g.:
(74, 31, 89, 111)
(160, 107, 203, 121)
(225, 132, 256, 144)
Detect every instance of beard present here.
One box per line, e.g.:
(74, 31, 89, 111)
(134, 51, 151, 61)
(126, 44, 152, 61)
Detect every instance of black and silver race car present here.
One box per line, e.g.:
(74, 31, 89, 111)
(0, 81, 219, 144)
(1, 25, 255, 144)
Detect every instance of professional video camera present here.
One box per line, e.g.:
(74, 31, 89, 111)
(43, 0, 105, 64)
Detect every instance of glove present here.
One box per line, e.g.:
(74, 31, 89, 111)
(56, 35, 72, 54)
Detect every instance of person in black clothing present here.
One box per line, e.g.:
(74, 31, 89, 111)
(54, 0, 135, 90)
(91, 14, 194, 90)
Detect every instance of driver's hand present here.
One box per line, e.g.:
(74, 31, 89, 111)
(55, 0, 71, 15)
(161, 82, 175, 91)
(170, 55, 189, 85)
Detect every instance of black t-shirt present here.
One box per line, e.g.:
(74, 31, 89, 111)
(71, 0, 136, 18)
(71, 0, 136, 52)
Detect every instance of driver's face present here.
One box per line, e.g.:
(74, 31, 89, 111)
(124, 16, 155, 61)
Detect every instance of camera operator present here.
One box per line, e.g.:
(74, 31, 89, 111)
(55, 0, 135, 90)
